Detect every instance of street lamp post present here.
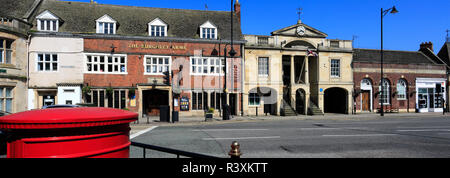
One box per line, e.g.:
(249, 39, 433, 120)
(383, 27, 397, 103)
(380, 6, 398, 117)
(222, 0, 237, 120)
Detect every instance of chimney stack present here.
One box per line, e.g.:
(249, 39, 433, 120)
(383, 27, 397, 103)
(420, 41, 433, 52)
(234, 0, 241, 23)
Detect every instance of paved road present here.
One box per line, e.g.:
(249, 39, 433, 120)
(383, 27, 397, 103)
(130, 115, 450, 158)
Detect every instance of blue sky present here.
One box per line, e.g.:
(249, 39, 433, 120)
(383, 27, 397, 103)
(66, 0, 449, 53)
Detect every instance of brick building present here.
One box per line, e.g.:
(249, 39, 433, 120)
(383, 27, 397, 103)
(22, 0, 244, 118)
(353, 47, 447, 113)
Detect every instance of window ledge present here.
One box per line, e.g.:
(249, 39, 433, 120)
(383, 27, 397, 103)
(0, 64, 19, 69)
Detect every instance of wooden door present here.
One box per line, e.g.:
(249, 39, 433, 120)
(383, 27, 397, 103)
(361, 91, 370, 111)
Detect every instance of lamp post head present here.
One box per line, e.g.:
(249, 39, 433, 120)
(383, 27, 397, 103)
(211, 48, 219, 56)
(390, 6, 399, 14)
(229, 47, 237, 57)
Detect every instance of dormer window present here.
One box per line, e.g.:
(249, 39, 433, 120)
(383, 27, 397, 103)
(200, 21, 217, 39)
(148, 18, 167, 37)
(96, 15, 116, 34)
(36, 10, 59, 32)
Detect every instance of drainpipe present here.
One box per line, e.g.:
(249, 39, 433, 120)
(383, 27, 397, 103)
(240, 43, 244, 116)
(26, 33, 31, 110)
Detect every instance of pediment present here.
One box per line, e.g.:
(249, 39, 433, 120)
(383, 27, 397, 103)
(36, 10, 59, 20)
(271, 23, 327, 38)
(200, 20, 217, 29)
(148, 18, 167, 26)
(96, 14, 116, 23)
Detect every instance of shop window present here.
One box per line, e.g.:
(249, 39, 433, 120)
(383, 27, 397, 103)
(89, 89, 126, 108)
(192, 92, 208, 110)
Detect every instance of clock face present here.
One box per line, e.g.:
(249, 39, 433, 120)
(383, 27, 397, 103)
(297, 26, 306, 36)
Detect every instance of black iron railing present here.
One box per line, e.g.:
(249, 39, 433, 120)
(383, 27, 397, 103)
(130, 141, 220, 158)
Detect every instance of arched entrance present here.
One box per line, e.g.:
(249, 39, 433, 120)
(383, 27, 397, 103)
(249, 87, 278, 115)
(324, 87, 348, 114)
(296, 89, 306, 115)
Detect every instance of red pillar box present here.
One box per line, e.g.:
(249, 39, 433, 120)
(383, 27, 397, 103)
(0, 107, 137, 158)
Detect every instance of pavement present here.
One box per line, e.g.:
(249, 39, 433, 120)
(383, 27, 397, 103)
(129, 112, 450, 136)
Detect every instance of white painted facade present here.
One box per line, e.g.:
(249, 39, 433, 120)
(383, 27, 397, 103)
(57, 85, 82, 105)
(28, 36, 84, 109)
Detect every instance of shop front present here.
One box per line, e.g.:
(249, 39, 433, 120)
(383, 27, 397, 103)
(416, 78, 446, 113)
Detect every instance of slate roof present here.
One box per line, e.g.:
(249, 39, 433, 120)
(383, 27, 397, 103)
(0, 0, 37, 19)
(353, 48, 437, 65)
(437, 42, 450, 67)
(28, 0, 243, 41)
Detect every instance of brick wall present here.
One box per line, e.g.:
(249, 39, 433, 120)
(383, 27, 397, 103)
(353, 62, 447, 112)
(83, 38, 243, 114)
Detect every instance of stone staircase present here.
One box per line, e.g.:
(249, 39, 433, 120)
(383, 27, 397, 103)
(281, 100, 297, 116)
(308, 101, 324, 115)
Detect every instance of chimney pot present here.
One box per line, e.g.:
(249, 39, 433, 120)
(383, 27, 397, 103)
(420, 41, 433, 51)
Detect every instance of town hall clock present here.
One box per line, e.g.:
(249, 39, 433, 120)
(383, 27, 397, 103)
(296, 26, 306, 36)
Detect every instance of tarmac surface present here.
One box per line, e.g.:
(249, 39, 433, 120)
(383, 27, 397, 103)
(129, 112, 450, 158)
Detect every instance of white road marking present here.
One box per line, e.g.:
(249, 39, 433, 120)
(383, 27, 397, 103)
(130, 126, 158, 139)
(396, 126, 450, 129)
(202, 136, 280, 140)
(299, 127, 368, 131)
(397, 129, 450, 132)
(192, 129, 269, 132)
(322, 134, 398, 137)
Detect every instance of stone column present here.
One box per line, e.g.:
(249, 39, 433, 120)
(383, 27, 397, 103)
(290, 55, 295, 107)
(305, 55, 309, 84)
(290, 55, 295, 85)
(305, 91, 310, 115)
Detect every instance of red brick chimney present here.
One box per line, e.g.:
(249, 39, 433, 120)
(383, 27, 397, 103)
(234, 0, 241, 23)
(420, 41, 433, 51)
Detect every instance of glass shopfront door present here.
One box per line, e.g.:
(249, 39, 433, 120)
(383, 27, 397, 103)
(418, 87, 444, 112)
